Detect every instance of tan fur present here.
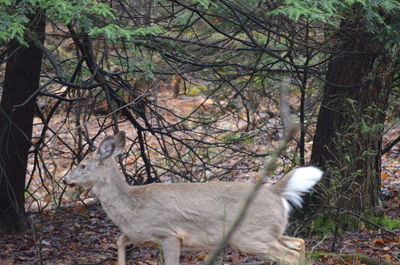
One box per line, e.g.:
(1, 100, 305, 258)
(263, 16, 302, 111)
(64, 132, 306, 265)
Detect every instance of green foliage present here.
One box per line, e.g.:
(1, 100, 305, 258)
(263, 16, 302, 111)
(344, 97, 357, 105)
(361, 0, 400, 46)
(270, 0, 344, 25)
(39, 0, 115, 25)
(0, 1, 31, 45)
(0, 0, 116, 44)
(310, 216, 337, 236)
(191, 0, 211, 9)
(0, 0, 162, 46)
(270, 0, 400, 48)
(386, 88, 400, 123)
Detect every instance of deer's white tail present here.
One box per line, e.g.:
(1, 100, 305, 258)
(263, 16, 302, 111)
(274, 166, 323, 210)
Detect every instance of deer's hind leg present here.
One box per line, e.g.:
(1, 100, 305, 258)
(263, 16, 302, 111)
(160, 237, 181, 265)
(281, 236, 305, 264)
(117, 233, 132, 265)
(233, 238, 301, 265)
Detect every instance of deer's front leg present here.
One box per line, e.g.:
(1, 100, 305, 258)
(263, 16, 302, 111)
(117, 234, 130, 265)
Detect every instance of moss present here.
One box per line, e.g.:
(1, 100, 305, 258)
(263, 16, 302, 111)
(222, 132, 253, 144)
(184, 85, 208, 96)
(366, 215, 400, 230)
(307, 214, 400, 236)
(309, 217, 337, 236)
(310, 252, 400, 265)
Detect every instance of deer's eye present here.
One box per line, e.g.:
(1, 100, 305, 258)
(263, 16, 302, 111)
(81, 164, 86, 169)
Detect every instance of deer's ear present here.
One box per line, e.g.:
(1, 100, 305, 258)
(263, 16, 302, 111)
(96, 136, 116, 161)
(114, 131, 126, 155)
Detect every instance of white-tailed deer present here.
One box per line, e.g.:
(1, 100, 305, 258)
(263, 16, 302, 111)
(63, 131, 323, 265)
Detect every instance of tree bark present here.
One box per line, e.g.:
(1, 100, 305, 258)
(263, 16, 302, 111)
(310, 18, 393, 218)
(0, 12, 45, 232)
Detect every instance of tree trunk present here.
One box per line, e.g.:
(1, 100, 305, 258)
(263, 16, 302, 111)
(310, 18, 393, 220)
(0, 13, 45, 232)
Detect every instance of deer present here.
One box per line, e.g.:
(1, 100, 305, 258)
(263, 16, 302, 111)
(63, 131, 323, 265)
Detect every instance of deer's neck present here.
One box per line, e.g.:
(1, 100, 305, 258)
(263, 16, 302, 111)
(92, 166, 139, 232)
(92, 166, 130, 201)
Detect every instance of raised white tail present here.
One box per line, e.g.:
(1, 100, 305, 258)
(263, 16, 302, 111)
(64, 132, 323, 265)
(282, 166, 323, 208)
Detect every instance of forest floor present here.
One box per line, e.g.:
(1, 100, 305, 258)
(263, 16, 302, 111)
(0, 96, 399, 265)
(0, 183, 399, 265)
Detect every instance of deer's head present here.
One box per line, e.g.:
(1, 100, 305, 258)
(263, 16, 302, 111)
(63, 131, 126, 187)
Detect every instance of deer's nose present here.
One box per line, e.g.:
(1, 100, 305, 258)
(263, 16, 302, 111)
(63, 179, 76, 187)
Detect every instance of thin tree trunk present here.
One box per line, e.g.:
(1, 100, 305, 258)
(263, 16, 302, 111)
(310, 18, 393, 218)
(0, 12, 45, 232)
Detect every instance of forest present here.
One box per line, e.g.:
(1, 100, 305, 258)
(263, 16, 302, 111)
(0, 0, 399, 264)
